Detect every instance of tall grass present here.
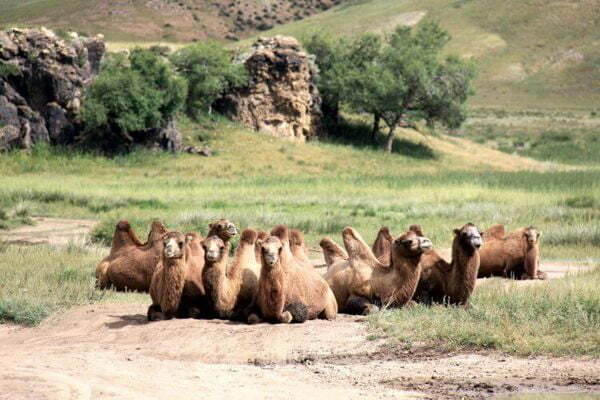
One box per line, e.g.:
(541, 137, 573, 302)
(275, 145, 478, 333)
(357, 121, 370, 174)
(370, 266, 600, 356)
(0, 243, 144, 325)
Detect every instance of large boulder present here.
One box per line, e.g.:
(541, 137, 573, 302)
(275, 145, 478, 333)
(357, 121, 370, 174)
(0, 28, 105, 151)
(219, 36, 322, 142)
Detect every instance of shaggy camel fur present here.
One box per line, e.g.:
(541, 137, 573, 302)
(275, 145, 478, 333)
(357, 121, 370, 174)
(202, 229, 261, 319)
(148, 232, 193, 320)
(325, 227, 432, 314)
(478, 225, 545, 279)
(414, 223, 483, 306)
(319, 237, 348, 270)
(247, 225, 337, 324)
(372, 226, 394, 265)
(254, 230, 268, 263)
(289, 229, 314, 269)
(95, 220, 167, 292)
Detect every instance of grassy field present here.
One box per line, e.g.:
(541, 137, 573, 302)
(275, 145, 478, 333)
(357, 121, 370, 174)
(0, 115, 599, 356)
(370, 266, 600, 356)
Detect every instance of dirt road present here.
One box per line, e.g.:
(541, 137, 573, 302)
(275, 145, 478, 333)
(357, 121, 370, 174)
(1, 303, 598, 400)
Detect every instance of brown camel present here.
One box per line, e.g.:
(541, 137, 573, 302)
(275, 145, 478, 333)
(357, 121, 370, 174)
(247, 225, 337, 324)
(202, 229, 261, 319)
(413, 223, 483, 306)
(207, 219, 238, 241)
(478, 225, 545, 279)
(325, 226, 433, 314)
(95, 220, 168, 292)
(148, 231, 195, 320)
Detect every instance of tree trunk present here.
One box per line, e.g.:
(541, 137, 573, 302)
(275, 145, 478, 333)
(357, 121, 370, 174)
(371, 114, 380, 142)
(384, 125, 396, 153)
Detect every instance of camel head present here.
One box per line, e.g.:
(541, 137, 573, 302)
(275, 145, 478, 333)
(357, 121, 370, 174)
(260, 236, 284, 268)
(393, 230, 433, 259)
(453, 223, 483, 251)
(208, 219, 239, 240)
(202, 236, 227, 263)
(162, 232, 188, 260)
(523, 227, 541, 246)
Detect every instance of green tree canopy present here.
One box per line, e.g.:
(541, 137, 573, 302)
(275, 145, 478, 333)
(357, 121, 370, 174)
(170, 41, 248, 119)
(305, 22, 476, 153)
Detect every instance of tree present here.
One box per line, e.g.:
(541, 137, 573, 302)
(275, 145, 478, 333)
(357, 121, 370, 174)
(306, 22, 476, 153)
(170, 41, 248, 119)
(303, 34, 349, 122)
(81, 49, 187, 152)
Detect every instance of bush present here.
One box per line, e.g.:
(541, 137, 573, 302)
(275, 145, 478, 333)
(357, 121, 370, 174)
(170, 41, 247, 118)
(80, 49, 187, 152)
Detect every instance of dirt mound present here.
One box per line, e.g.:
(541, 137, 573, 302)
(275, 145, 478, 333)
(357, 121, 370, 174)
(0, 303, 598, 399)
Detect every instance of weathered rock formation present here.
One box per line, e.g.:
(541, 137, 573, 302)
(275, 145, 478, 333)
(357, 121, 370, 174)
(218, 36, 322, 142)
(0, 28, 105, 151)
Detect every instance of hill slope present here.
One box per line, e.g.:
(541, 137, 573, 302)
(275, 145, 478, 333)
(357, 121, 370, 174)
(2, 0, 596, 110)
(0, 0, 345, 42)
(254, 0, 599, 110)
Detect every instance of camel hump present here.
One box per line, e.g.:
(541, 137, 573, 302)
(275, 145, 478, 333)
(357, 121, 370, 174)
(408, 224, 424, 236)
(290, 229, 305, 245)
(240, 228, 258, 244)
(270, 225, 290, 242)
(116, 220, 131, 231)
(484, 224, 505, 240)
(377, 226, 393, 239)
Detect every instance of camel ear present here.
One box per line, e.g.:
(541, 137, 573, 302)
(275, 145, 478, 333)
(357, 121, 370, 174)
(453, 228, 461, 235)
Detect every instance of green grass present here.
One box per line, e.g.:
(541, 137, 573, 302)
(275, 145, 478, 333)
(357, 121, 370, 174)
(0, 242, 144, 325)
(369, 266, 600, 356)
(458, 108, 600, 165)
(0, 117, 598, 262)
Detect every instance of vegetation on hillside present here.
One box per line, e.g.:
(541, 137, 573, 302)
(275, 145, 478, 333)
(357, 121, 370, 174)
(81, 48, 187, 152)
(305, 22, 476, 152)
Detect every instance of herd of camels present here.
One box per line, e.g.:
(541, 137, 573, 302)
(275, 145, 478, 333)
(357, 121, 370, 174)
(95, 219, 543, 323)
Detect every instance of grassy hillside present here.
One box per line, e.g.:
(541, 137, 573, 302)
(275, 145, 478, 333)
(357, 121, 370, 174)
(253, 0, 599, 110)
(1, 0, 597, 110)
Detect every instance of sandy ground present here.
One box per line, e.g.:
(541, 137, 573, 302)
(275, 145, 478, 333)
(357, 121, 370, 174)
(1, 218, 599, 399)
(0, 217, 98, 246)
(0, 303, 599, 400)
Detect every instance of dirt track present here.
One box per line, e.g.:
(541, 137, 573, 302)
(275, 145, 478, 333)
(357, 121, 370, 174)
(1, 303, 599, 400)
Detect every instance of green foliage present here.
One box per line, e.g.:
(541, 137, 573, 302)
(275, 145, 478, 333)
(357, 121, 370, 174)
(305, 22, 476, 152)
(81, 49, 187, 152)
(170, 41, 247, 118)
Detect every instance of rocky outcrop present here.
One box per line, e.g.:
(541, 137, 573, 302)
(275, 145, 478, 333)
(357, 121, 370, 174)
(0, 28, 105, 151)
(218, 36, 322, 142)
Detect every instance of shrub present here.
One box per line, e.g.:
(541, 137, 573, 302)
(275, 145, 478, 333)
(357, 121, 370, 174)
(80, 49, 187, 152)
(170, 41, 247, 118)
